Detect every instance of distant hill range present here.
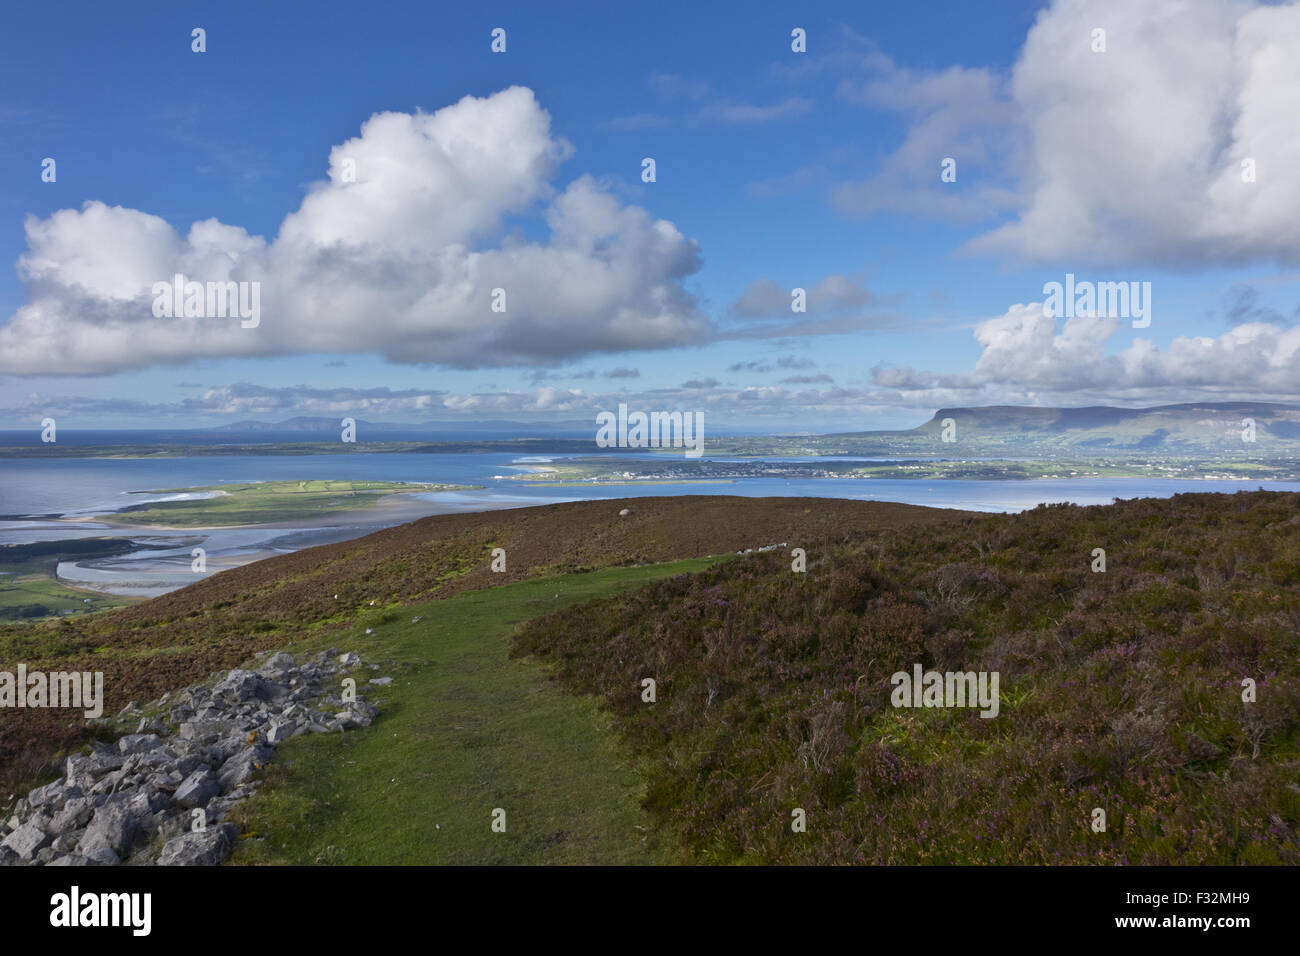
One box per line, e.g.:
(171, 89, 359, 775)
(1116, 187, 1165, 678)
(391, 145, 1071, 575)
(213, 417, 593, 436)
(215, 402, 1300, 447)
(827, 402, 1300, 453)
(208, 417, 769, 438)
(4, 403, 1297, 456)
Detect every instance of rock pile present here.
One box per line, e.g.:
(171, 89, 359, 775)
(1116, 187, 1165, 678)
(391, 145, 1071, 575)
(736, 542, 788, 555)
(0, 648, 382, 867)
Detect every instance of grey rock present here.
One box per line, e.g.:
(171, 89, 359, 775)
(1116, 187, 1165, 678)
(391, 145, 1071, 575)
(259, 682, 290, 701)
(172, 754, 207, 779)
(3, 648, 381, 867)
(89, 769, 129, 796)
(2, 821, 50, 860)
(78, 802, 135, 857)
(84, 846, 121, 866)
(152, 812, 187, 844)
(28, 780, 66, 810)
(213, 669, 263, 702)
(86, 750, 126, 775)
(266, 720, 298, 744)
(48, 797, 92, 835)
(178, 719, 235, 743)
(158, 824, 236, 866)
(127, 786, 169, 818)
(174, 770, 220, 809)
(64, 754, 95, 789)
(125, 751, 172, 777)
(217, 745, 274, 791)
(135, 717, 167, 735)
(213, 734, 253, 762)
(51, 832, 80, 854)
(118, 733, 164, 755)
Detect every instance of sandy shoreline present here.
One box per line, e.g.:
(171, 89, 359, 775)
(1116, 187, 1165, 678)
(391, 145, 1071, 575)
(48, 490, 530, 534)
(43, 491, 570, 598)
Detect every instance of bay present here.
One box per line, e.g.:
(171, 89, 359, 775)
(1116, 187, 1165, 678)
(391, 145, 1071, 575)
(3, 451, 1298, 596)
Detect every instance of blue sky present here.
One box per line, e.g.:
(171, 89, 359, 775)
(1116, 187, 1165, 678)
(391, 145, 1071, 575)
(1, 0, 1298, 430)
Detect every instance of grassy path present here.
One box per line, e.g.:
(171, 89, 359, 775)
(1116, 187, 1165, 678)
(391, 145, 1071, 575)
(229, 557, 722, 865)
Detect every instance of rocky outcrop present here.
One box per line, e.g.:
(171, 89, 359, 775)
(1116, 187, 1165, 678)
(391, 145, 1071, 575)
(0, 649, 382, 867)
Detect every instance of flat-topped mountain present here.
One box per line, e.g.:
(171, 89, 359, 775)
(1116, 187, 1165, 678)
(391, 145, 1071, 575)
(831, 402, 1300, 452)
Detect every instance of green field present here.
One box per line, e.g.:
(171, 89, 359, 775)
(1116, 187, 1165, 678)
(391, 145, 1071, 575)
(229, 556, 723, 865)
(0, 540, 137, 620)
(0, 562, 123, 620)
(513, 456, 1171, 484)
(106, 480, 472, 527)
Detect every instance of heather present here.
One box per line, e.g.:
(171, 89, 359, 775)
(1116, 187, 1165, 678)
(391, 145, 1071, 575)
(511, 491, 1300, 864)
(0, 496, 961, 795)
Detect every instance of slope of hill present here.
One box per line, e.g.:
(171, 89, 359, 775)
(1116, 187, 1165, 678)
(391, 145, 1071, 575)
(512, 490, 1300, 864)
(900, 402, 1300, 451)
(0, 496, 972, 792)
(228, 558, 726, 865)
(686, 402, 1300, 459)
(8, 491, 1297, 867)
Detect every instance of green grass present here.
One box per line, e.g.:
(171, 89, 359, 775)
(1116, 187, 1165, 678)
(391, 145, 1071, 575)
(0, 556, 129, 620)
(506, 492, 1300, 864)
(516, 455, 1298, 485)
(107, 479, 471, 527)
(228, 556, 724, 865)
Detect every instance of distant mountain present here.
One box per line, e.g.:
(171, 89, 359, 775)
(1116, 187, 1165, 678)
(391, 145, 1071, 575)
(829, 402, 1300, 452)
(216, 417, 380, 432)
(210, 417, 594, 436)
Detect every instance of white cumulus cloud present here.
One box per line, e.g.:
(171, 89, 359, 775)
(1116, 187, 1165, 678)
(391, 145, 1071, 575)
(0, 86, 707, 375)
(970, 0, 1300, 265)
(874, 302, 1300, 400)
(830, 0, 1300, 266)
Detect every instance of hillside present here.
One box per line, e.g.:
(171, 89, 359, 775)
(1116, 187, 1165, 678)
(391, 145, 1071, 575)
(900, 402, 1300, 452)
(0, 496, 971, 792)
(512, 490, 1300, 864)
(6, 490, 1298, 866)
(682, 402, 1300, 460)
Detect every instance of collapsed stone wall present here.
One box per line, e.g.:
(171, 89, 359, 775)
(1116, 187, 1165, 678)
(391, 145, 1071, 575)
(0, 648, 384, 866)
